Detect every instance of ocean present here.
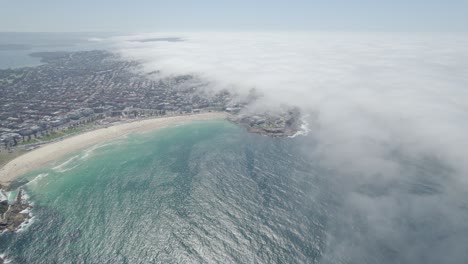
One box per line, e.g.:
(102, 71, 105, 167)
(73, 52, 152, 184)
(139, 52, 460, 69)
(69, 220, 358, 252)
(0, 120, 332, 263)
(0, 32, 112, 69)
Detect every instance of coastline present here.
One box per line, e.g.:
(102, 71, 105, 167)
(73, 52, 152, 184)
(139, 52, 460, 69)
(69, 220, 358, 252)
(0, 112, 226, 188)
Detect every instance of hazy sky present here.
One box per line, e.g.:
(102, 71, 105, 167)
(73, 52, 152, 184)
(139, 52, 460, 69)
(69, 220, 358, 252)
(1, 0, 467, 32)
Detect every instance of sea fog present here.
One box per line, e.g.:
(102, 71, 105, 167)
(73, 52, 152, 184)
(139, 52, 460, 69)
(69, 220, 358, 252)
(109, 32, 468, 263)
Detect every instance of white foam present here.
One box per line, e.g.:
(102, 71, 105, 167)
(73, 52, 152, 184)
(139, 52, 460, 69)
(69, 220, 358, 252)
(0, 253, 10, 264)
(15, 215, 35, 233)
(288, 116, 311, 138)
(52, 155, 80, 171)
(15, 190, 34, 233)
(19, 208, 30, 214)
(20, 189, 30, 204)
(95, 141, 118, 149)
(78, 141, 119, 161)
(0, 190, 7, 202)
(52, 144, 111, 172)
(55, 164, 80, 173)
(27, 173, 49, 186)
(79, 152, 90, 161)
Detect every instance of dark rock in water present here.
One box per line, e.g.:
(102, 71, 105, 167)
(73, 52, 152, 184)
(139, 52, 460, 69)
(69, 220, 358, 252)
(7, 179, 30, 191)
(0, 200, 8, 217)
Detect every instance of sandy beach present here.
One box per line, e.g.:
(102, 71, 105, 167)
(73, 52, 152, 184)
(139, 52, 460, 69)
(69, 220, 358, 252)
(0, 112, 226, 187)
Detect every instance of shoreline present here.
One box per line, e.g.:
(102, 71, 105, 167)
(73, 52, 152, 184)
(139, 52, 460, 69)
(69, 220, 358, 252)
(0, 112, 226, 188)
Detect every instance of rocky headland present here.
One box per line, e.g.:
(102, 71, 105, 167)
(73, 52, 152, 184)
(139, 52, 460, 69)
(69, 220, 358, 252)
(0, 186, 32, 233)
(228, 107, 302, 137)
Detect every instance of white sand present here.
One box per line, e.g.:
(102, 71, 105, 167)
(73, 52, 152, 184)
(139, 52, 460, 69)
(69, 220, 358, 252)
(0, 112, 226, 187)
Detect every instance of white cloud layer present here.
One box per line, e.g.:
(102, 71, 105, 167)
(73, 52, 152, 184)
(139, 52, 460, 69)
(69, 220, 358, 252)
(112, 32, 468, 177)
(111, 32, 468, 263)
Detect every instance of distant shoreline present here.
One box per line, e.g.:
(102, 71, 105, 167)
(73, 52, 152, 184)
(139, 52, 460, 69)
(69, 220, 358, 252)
(0, 112, 226, 188)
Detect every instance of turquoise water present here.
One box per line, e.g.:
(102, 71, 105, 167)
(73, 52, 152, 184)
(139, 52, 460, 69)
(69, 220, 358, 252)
(0, 120, 329, 263)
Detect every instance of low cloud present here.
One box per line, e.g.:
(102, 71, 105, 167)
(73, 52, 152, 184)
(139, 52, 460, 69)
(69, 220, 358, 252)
(112, 32, 468, 176)
(111, 32, 468, 263)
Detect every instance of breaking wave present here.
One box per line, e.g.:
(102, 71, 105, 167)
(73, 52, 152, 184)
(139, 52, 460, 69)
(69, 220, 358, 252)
(288, 116, 311, 138)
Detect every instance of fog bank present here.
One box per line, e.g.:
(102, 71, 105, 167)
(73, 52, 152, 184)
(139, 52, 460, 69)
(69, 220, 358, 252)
(112, 32, 468, 263)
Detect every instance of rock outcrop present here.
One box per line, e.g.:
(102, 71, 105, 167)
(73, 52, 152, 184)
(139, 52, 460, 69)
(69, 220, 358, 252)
(228, 107, 302, 137)
(0, 187, 32, 232)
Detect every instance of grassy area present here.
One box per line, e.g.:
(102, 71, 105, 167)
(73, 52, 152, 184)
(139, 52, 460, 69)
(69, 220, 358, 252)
(0, 71, 26, 87)
(0, 78, 14, 87)
(18, 138, 40, 146)
(11, 73, 25, 79)
(61, 127, 86, 135)
(38, 132, 67, 142)
(19, 125, 91, 144)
